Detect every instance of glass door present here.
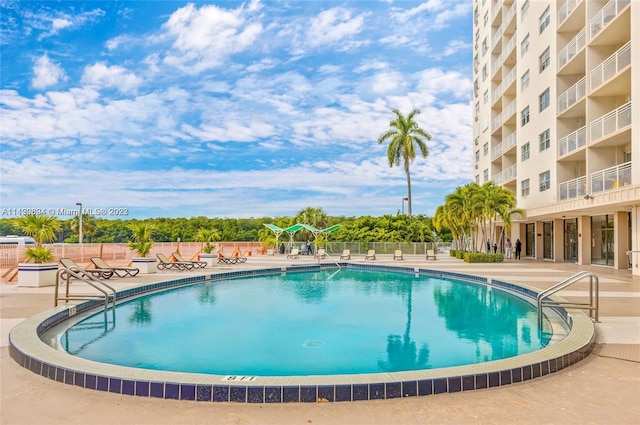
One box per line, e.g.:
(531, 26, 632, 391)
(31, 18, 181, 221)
(525, 223, 535, 258)
(591, 215, 614, 266)
(543, 222, 553, 259)
(564, 219, 578, 263)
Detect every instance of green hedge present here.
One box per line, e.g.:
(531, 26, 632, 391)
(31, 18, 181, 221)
(450, 249, 458, 257)
(455, 250, 465, 259)
(463, 252, 504, 263)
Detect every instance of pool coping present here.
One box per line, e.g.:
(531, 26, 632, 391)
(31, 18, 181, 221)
(9, 263, 596, 402)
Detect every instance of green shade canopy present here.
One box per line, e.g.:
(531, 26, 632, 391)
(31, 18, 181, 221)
(263, 223, 342, 249)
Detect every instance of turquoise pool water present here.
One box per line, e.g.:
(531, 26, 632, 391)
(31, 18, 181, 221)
(59, 269, 550, 376)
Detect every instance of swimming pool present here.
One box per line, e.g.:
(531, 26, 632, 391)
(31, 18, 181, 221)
(56, 269, 551, 376)
(9, 263, 596, 402)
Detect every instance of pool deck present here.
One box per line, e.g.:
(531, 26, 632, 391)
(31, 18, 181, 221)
(1, 254, 639, 425)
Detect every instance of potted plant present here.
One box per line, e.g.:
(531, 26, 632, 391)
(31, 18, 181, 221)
(13, 214, 61, 287)
(196, 228, 220, 267)
(128, 222, 156, 274)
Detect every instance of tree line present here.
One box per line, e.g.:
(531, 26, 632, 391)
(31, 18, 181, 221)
(0, 207, 450, 246)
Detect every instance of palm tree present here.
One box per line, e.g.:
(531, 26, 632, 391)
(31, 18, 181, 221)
(128, 222, 155, 257)
(294, 207, 328, 229)
(70, 213, 97, 242)
(195, 227, 220, 253)
(12, 214, 61, 263)
(377, 108, 432, 218)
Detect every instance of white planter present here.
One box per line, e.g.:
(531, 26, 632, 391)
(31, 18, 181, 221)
(132, 257, 157, 274)
(199, 253, 217, 268)
(18, 263, 58, 287)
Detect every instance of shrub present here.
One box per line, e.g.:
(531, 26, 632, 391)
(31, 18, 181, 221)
(455, 250, 465, 259)
(450, 249, 458, 257)
(463, 252, 504, 263)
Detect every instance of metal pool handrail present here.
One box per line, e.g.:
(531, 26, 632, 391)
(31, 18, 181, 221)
(537, 271, 599, 328)
(54, 267, 117, 317)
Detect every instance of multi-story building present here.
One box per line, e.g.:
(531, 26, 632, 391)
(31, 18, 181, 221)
(473, 0, 639, 275)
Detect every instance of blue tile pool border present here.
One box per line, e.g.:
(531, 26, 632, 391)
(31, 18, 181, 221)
(9, 263, 596, 403)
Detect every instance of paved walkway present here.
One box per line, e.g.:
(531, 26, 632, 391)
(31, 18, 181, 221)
(1, 255, 639, 425)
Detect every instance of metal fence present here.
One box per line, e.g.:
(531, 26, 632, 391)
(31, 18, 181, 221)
(0, 241, 454, 269)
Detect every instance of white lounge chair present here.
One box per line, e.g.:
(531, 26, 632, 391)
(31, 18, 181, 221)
(340, 249, 351, 260)
(314, 248, 328, 259)
(426, 249, 437, 260)
(365, 249, 376, 260)
(287, 248, 300, 259)
(393, 250, 404, 260)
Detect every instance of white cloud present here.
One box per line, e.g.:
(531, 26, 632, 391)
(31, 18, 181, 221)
(24, 8, 105, 40)
(81, 62, 142, 94)
(305, 8, 368, 48)
(442, 39, 472, 56)
(31, 54, 67, 89)
(161, 3, 263, 74)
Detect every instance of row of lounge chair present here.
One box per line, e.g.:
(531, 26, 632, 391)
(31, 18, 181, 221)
(285, 249, 438, 261)
(58, 250, 248, 280)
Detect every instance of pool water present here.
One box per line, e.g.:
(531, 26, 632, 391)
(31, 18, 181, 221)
(59, 269, 550, 376)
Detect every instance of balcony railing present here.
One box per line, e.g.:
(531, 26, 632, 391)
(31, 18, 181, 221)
(491, 0, 503, 23)
(491, 67, 516, 104)
(559, 0, 580, 24)
(558, 176, 586, 200)
(591, 162, 632, 193)
(558, 77, 586, 113)
(558, 126, 586, 157)
(491, 33, 517, 70)
(503, 1, 517, 27)
(590, 41, 631, 90)
(590, 0, 630, 39)
(494, 164, 517, 185)
(558, 28, 585, 69)
(502, 164, 517, 182)
(590, 101, 631, 141)
(491, 132, 517, 160)
(503, 98, 516, 120)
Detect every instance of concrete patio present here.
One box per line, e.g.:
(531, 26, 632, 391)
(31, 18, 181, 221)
(1, 254, 638, 425)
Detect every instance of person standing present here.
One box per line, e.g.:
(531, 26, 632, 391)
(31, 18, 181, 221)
(493, 242, 498, 254)
(505, 238, 513, 259)
(487, 241, 491, 253)
(515, 239, 522, 260)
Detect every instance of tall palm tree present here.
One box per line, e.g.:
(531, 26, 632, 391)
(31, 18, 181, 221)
(70, 213, 97, 242)
(294, 206, 328, 229)
(378, 108, 431, 218)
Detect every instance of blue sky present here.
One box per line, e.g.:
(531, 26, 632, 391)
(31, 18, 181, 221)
(1, 0, 473, 219)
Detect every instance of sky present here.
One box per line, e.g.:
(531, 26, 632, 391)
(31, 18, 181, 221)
(0, 0, 473, 220)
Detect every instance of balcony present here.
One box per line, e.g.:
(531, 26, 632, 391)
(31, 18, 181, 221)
(590, 161, 631, 193)
(590, 101, 631, 142)
(558, 126, 586, 157)
(590, 41, 630, 91)
(493, 164, 517, 185)
(590, 0, 630, 40)
(557, 77, 585, 114)
(558, 176, 586, 200)
(558, 28, 585, 69)
(558, 0, 580, 24)
(491, 132, 517, 160)
(490, 67, 516, 104)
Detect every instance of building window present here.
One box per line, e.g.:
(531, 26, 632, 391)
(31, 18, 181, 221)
(539, 88, 550, 111)
(482, 64, 487, 81)
(475, 150, 480, 163)
(521, 70, 530, 91)
(521, 142, 530, 161)
(539, 6, 550, 33)
(539, 129, 550, 151)
(483, 168, 489, 182)
(539, 170, 551, 192)
(539, 47, 550, 72)
(521, 34, 529, 56)
(475, 175, 480, 184)
(521, 106, 530, 126)
(483, 142, 489, 156)
(482, 37, 488, 55)
(474, 54, 479, 74)
(483, 11, 488, 27)
(474, 79, 479, 98)
(521, 0, 530, 21)
(483, 90, 489, 104)
(521, 178, 530, 196)
(475, 102, 480, 117)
